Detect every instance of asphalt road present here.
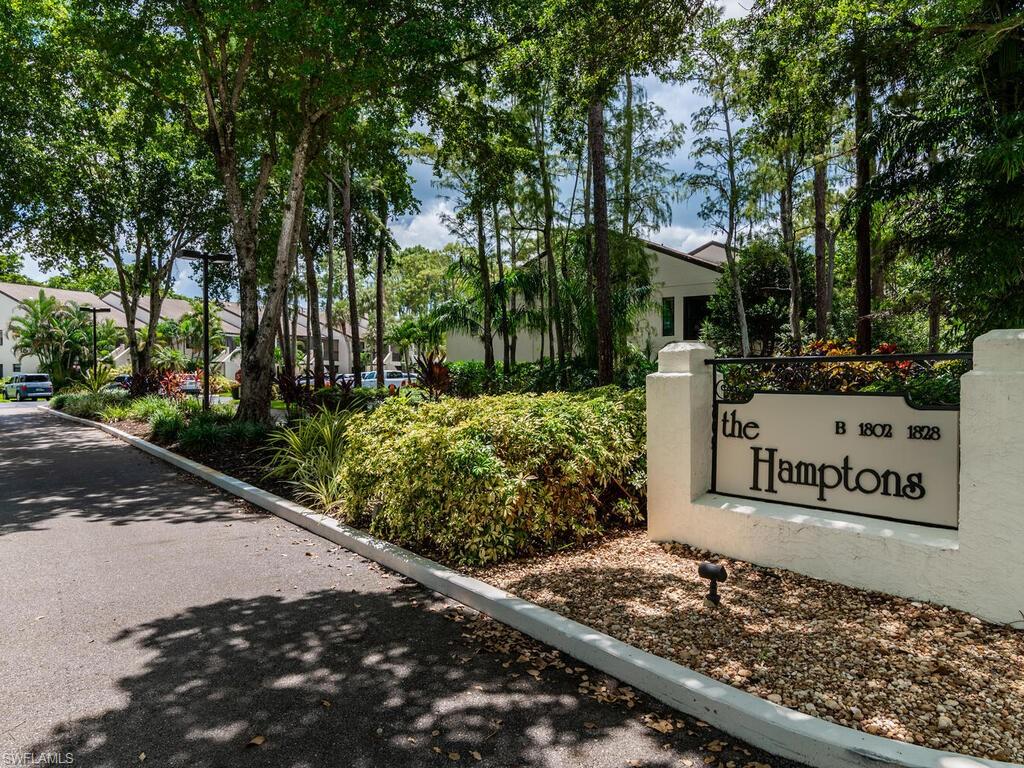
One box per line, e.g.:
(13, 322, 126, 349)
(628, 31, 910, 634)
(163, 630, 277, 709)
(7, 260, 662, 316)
(0, 401, 803, 768)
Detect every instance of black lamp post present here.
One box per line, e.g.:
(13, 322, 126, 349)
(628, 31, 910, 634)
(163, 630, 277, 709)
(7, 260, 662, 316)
(177, 249, 233, 410)
(79, 306, 111, 379)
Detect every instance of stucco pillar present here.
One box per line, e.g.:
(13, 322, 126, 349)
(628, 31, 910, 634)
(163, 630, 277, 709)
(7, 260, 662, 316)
(646, 342, 715, 542)
(957, 329, 1024, 623)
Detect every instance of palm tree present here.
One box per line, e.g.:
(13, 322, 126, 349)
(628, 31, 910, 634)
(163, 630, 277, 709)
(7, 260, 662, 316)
(385, 318, 419, 372)
(7, 292, 90, 387)
(152, 344, 188, 372)
(8, 291, 63, 369)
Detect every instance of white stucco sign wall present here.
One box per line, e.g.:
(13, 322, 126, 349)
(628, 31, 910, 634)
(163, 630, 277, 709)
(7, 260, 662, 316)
(646, 330, 1024, 625)
(714, 393, 959, 527)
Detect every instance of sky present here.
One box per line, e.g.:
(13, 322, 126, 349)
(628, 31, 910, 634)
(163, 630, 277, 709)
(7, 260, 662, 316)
(25, 0, 749, 298)
(389, 72, 715, 257)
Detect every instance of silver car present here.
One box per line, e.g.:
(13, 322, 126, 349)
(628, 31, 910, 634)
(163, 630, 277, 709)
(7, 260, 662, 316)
(4, 373, 53, 401)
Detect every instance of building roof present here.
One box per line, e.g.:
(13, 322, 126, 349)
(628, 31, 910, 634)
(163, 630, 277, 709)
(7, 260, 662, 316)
(116, 294, 244, 336)
(641, 239, 726, 273)
(2, 280, 359, 342)
(221, 300, 367, 340)
(0, 282, 136, 328)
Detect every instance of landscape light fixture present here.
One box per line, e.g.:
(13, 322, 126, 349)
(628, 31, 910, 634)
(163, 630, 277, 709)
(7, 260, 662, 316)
(78, 306, 112, 380)
(698, 562, 728, 606)
(176, 249, 233, 411)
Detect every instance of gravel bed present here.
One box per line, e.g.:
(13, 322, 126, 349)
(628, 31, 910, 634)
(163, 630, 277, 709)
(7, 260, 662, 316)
(476, 531, 1024, 763)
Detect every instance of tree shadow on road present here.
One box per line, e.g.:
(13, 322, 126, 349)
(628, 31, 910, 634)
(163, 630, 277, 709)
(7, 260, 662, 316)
(20, 587, 634, 767)
(19, 582, 794, 768)
(0, 411, 250, 537)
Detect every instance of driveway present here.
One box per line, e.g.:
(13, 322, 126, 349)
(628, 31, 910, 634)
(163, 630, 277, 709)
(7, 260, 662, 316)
(0, 403, 803, 767)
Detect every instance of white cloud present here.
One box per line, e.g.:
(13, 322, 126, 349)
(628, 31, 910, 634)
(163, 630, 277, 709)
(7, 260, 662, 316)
(721, 0, 751, 19)
(645, 224, 718, 253)
(390, 199, 457, 250)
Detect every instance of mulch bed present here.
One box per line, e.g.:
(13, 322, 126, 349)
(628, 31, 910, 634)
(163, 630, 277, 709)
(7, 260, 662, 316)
(475, 531, 1024, 763)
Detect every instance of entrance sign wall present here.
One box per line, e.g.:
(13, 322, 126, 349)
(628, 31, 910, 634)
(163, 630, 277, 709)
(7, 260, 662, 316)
(713, 393, 959, 527)
(646, 330, 1024, 625)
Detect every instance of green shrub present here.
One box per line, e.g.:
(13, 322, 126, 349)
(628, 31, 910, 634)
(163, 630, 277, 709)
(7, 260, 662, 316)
(51, 390, 129, 419)
(97, 402, 134, 422)
(266, 409, 351, 480)
(269, 388, 647, 565)
(448, 360, 499, 397)
(151, 410, 186, 442)
(209, 374, 234, 394)
(222, 419, 269, 444)
(309, 385, 383, 413)
(122, 395, 172, 422)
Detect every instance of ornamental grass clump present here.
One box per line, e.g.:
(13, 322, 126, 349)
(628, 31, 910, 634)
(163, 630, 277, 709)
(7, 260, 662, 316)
(270, 388, 647, 566)
(51, 390, 129, 418)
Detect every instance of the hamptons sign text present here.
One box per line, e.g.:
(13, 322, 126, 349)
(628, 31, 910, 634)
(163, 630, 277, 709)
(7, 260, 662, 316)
(713, 393, 959, 527)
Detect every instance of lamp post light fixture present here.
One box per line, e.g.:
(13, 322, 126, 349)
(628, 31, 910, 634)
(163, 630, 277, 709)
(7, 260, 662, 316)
(78, 306, 112, 380)
(698, 562, 728, 607)
(177, 248, 233, 411)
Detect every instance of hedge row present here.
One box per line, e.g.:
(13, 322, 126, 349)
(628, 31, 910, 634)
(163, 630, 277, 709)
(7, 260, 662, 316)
(268, 387, 647, 565)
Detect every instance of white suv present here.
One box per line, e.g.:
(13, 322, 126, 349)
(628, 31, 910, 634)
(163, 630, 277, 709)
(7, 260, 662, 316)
(4, 373, 54, 401)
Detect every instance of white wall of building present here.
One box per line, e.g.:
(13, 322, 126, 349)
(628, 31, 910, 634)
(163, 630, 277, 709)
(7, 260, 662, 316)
(444, 241, 724, 365)
(0, 292, 40, 377)
(646, 251, 722, 355)
(445, 328, 546, 365)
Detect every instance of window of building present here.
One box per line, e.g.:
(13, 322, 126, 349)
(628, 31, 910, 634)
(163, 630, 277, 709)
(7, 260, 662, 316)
(683, 295, 711, 340)
(661, 297, 675, 337)
(13, 363, 21, 373)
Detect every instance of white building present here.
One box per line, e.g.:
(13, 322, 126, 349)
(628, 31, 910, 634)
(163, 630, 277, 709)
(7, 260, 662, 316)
(0, 281, 363, 379)
(0, 283, 137, 379)
(446, 239, 726, 363)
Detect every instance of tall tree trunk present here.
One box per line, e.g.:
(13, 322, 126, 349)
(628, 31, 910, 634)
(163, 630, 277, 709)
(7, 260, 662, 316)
(559, 151, 582, 359)
(325, 151, 337, 380)
(536, 106, 565, 382)
(721, 93, 749, 357)
(854, 36, 873, 353)
(509, 224, 518, 365)
(476, 205, 495, 372)
(493, 202, 510, 375)
(290, 290, 299, 377)
(588, 98, 614, 385)
(543, 238, 554, 360)
(113, 245, 175, 379)
(779, 159, 801, 352)
(620, 72, 634, 239)
(813, 157, 830, 339)
(279, 295, 293, 377)
(375, 193, 387, 389)
(871, 243, 886, 303)
(583, 143, 594, 320)
(342, 158, 362, 379)
(538, 281, 546, 364)
(234, 126, 312, 422)
(301, 214, 324, 385)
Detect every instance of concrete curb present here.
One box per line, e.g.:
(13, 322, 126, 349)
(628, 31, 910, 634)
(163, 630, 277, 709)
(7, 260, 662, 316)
(41, 406, 1016, 768)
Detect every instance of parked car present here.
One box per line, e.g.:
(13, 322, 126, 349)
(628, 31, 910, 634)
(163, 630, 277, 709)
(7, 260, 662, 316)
(295, 374, 332, 389)
(180, 374, 201, 395)
(4, 373, 53, 401)
(358, 370, 419, 389)
(103, 374, 132, 392)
